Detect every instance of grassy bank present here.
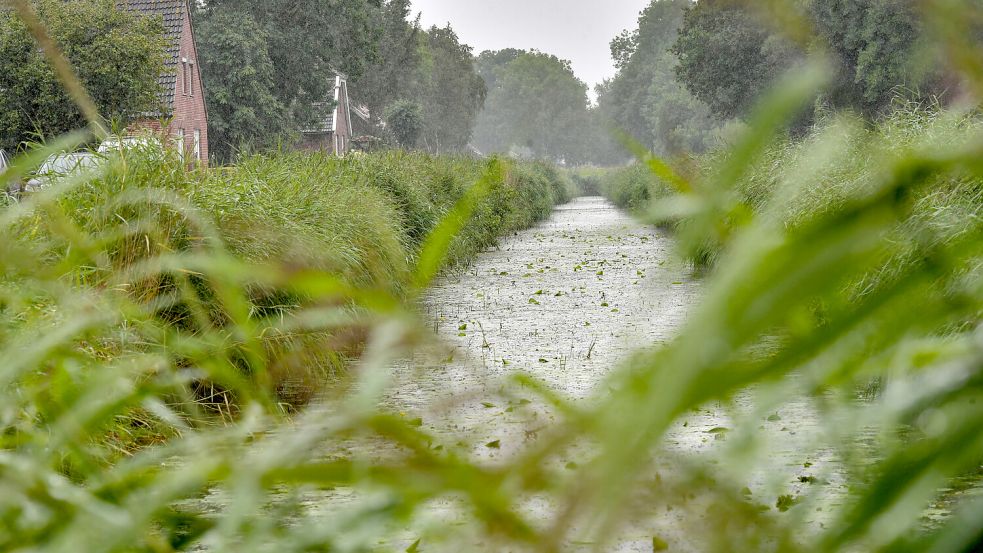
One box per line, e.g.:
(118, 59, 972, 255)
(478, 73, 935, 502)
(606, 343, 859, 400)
(2, 150, 574, 413)
(601, 104, 983, 270)
(189, 151, 575, 293)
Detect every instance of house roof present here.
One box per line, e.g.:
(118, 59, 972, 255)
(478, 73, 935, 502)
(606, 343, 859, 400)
(306, 103, 336, 134)
(303, 75, 351, 135)
(120, 0, 186, 110)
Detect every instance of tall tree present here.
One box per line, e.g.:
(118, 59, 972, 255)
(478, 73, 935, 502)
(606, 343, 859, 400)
(349, 0, 423, 125)
(598, 0, 723, 157)
(0, 0, 166, 150)
(195, 9, 286, 163)
(384, 99, 423, 148)
(671, 0, 797, 120)
(811, 0, 926, 114)
(195, 0, 382, 145)
(473, 50, 593, 162)
(474, 48, 523, 92)
(672, 0, 941, 120)
(417, 25, 485, 154)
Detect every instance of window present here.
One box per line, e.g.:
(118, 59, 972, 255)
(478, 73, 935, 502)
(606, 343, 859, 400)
(193, 129, 201, 161)
(181, 57, 190, 95)
(189, 61, 194, 96)
(175, 128, 185, 161)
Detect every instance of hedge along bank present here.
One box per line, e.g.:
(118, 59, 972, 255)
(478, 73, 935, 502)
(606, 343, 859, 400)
(5, 148, 577, 409)
(600, 105, 983, 271)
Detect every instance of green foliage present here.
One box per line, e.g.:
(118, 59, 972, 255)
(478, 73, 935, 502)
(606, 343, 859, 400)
(0, 0, 166, 150)
(672, 0, 949, 120)
(599, 163, 673, 213)
(417, 25, 487, 153)
(195, 9, 288, 164)
(384, 100, 424, 148)
(3, 1, 983, 552)
(811, 0, 931, 115)
(2, 147, 570, 412)
(193, 0, 382, 157)
(194, 2, 487, 156)
(672, 0, 799, 120)
(345, 6, 488, 154)
(566, 166, 606, 195)
(699, 101, 983, 268)
(473, 50, 594, 163)
(350, 0, 424, 125)
(598, 0, 724, 157)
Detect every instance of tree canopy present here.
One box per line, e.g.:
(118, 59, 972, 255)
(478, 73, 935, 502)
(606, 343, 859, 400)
(596, 0, 955, 162)
(193, 0, 382, 162)
(195, 1, 486, 158)
(417, 25, 486, 153)
(597, 0, 724, 158)
(195, 9, 287, 162)
(350, 0, 423, 127)
(0, 0, 166, 151)
(198, 0, 381, 129)
(672, 1, 797, 120)
(472, 50, 593, 162)
(672, 0, 944, 119)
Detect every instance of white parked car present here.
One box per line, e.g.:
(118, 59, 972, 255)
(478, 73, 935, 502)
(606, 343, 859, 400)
(25, 152, 103, 192)
(2, 149, 17, 195)
(98, 135, 164, 156)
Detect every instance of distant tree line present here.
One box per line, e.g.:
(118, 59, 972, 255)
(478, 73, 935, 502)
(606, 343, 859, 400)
(472, 49, 600, 164)
(0, 0, 489, 161)
(598, 0, 967, 162)
(4, 0, 957, 165)
(194, 0, 486, 161)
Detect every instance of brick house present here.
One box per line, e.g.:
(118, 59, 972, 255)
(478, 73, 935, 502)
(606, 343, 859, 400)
(122, 0, 208, 165)
(300, 74, 353, 156)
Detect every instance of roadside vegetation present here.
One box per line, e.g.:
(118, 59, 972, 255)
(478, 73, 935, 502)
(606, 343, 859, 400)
(1, 0, 982, 552)
(602, 101, 983, 264)
(591, 78, 983, 548)
(3, 147, 573, 410)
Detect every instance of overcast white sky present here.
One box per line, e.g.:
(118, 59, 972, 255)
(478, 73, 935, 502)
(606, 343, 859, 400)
(411, 0, 650, 101)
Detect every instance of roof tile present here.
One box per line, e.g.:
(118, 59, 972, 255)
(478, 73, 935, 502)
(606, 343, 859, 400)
(119, 0, 186, 111)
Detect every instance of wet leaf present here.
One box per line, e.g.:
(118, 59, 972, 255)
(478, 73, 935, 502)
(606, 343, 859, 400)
(776, 494, 801, 512)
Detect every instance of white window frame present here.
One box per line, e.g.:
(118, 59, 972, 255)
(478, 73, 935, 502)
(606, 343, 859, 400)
(175, 128, 185, 161)
(193, 129, 201, 162)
